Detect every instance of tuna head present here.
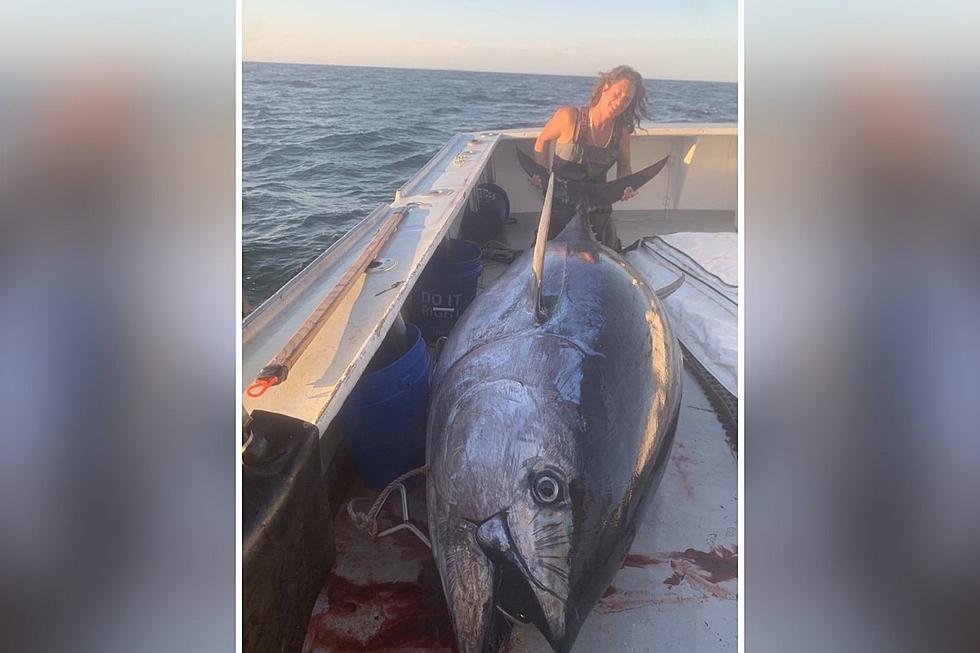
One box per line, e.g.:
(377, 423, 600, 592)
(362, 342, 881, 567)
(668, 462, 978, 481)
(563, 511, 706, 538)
(427, 334, 612, 653)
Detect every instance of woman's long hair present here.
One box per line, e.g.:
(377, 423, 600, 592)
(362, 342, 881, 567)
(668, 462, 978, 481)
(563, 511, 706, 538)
(588, 65, 649, 134)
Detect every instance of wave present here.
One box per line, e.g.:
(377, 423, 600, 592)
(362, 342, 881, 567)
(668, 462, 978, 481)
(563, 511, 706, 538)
(305, 130, 386, 149)
(384, 153, 434, 171)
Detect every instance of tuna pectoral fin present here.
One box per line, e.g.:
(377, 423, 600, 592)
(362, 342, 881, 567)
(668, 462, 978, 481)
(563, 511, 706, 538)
(438, 524, 496, 653)
(588, 155, 671, 205)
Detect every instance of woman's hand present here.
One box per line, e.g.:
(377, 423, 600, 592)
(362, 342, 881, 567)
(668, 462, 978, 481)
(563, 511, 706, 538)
(528, 174, 544, 190)
(622, 186, 636, 201)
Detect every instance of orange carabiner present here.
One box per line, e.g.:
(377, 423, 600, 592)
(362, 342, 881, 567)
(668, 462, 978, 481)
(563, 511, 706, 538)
(245, 377, 278, 398)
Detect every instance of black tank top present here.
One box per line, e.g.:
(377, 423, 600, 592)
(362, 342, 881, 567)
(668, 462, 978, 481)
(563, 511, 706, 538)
(552, 106, 620, 183)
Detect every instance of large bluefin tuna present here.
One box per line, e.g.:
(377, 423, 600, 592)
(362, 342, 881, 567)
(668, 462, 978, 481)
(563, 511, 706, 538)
(426, 147, 681, 653)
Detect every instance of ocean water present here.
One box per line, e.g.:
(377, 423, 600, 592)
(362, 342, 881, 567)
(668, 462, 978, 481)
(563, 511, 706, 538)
(243, 62, 737, 306)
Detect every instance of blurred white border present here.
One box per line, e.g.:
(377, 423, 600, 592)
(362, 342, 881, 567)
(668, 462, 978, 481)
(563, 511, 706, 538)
(236, 1, 244, 652)
(737, 0, 745, 652)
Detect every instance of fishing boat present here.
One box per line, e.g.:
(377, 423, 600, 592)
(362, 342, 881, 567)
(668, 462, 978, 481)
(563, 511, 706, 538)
(242, 123, 737, 653)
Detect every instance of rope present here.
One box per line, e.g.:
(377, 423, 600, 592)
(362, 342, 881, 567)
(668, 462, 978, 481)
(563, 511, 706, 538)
(482, 240, 523, 264)
(347, 465, 428, 540)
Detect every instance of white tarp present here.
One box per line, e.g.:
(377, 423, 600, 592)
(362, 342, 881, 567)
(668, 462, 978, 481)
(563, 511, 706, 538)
(660, 232, 738, 287)
(625, 233, 738, 397)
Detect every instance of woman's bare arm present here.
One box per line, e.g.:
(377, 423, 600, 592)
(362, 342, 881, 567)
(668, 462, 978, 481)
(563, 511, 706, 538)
(529, 107, 576, 187)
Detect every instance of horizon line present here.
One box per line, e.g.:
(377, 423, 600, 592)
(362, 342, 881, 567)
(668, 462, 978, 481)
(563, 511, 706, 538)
(242, 58, 737, 85)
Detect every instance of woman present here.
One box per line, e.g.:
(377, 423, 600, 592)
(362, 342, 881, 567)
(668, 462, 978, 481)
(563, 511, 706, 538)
(528, 65, 649, 250)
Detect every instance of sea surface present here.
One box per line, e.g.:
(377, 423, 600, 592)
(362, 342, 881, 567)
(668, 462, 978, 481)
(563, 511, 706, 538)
(243, 62, 736, 306)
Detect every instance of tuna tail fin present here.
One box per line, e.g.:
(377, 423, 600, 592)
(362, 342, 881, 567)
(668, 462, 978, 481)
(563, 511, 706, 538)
(518, 146, 669, 207)
(586, 155, 670, 205)
(516, 145, 575, 205)
(531, 172, 556, 323)
(516, 145, 549, 183)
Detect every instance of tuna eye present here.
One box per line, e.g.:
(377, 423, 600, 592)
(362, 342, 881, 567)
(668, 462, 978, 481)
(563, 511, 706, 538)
(532, 471, 564, 505)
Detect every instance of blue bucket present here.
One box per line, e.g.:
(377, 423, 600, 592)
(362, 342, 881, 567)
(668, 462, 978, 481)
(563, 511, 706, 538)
(338, 323, 431, 491)
(411, 238, 483, 341)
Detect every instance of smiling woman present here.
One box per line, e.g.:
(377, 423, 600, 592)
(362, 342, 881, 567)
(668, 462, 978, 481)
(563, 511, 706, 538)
(528, 65, 651, 249)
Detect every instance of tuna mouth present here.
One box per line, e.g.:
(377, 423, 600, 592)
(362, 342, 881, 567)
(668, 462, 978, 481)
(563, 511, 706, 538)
(475, 512, 567, 651)
(438, 512, 569, 653)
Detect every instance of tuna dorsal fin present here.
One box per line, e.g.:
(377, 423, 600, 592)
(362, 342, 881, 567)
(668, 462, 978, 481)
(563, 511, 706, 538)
(531, 172, 555, 322)
(586, 155, 671, 205)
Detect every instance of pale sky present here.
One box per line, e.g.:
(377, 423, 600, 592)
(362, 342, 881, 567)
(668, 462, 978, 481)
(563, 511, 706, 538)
(245, 0, 737, 82)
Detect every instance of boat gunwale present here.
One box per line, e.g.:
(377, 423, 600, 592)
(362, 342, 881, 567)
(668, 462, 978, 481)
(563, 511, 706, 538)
(243, 202, 389, 340)
(242, 131, 503, 434)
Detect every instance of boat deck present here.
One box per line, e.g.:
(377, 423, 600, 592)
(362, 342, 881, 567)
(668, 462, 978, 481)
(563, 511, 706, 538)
(298, 208, 738, 652)
(301, 367, 736, 653)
